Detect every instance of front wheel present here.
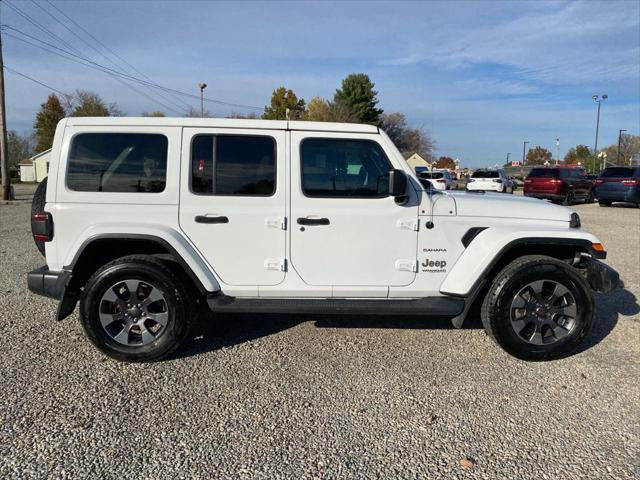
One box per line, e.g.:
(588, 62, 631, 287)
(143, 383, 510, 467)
(481, 255, 594, 361)
(80, 255, 195, 362)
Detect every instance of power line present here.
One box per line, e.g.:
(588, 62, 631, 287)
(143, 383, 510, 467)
(3, 65, 73, 98)
(32, 0, 192, 112)
(43, 0, 189, 110)
(3, 27, 262, 111)
(1, 28, 181, 114)
(3, 3, 186, 114)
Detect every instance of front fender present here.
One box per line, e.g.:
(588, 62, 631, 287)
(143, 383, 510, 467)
(440, 226, 603, 297)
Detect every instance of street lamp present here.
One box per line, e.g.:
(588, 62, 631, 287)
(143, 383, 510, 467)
(198, 83, 207, 118)
(592, 94, 608, 168)
(521, 141, 529, 177)
(506, 152, 511, 164)
(555, 138, 560, 165)
(618, 129, 627, 164)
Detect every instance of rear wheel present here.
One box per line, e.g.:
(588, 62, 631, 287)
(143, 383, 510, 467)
(585, 190, 595, 203)
(599, 201, 611, 207)
(30, 177, 48, 257)
(481, 255, 593, 361)
(80, 255, 195, 362)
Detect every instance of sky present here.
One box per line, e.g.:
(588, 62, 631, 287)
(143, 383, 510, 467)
(2, 0, 639, 167)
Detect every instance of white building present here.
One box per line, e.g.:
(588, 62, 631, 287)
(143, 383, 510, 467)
(22, 149, 52, 183)
(18, 158, 36, 182)
(405, 153, 432, 172)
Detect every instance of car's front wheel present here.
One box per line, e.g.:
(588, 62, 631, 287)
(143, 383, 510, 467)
(481, 255, 594, 361)
(80, 255, 195, 362)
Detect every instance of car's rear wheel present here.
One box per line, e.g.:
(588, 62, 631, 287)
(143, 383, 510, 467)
(586, 190, 595, 203)
(599, 201, 611, 207)
(80, 255, 195, 362)
(481, 255, 593, 361)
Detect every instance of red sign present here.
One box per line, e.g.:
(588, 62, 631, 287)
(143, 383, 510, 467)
(511, 161, 521, 167)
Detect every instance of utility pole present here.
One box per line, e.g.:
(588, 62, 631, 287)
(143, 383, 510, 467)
(506, 152, 510, 164)
(592, 94, 608, 170)
(617, 129, 626, 165)
(0, 29, 10, 201)
(198, 83, 207, 118)
(521, 141, 528, 178)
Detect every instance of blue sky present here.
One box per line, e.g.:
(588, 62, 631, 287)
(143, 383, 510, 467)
(2, 0, 639, 167)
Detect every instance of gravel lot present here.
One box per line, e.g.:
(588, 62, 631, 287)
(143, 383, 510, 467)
(1, 187, 638, 479)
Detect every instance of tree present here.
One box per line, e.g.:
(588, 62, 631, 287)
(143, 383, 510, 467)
(305, 97, 332, 122)
(34, 94, 66, 152)
(7, 131, 34, 168)
(433, 156, 456, 170)
(526, 146, 553, 166)
(68, 90, 122, 117)
(226, 112, 258, 119)
(333, 73, 383, 125)
(262, 87, 306, 120)
(379, 112, 434, 160)
(601, 134, 640, 165)
(142, 111, 166, 117)
(184, 106, 213, 118)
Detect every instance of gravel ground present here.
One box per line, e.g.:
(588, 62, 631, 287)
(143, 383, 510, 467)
(1, 190, 638, 479)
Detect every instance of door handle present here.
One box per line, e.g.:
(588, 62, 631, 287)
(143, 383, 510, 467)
(297, 217, 330, 226)
(195, 215, 229, 224)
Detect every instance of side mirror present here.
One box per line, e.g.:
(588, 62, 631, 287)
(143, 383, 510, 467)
(389, 169, 407, 197)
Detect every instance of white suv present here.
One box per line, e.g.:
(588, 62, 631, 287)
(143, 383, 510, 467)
(416, 169, 456, 190)
(28, 117, 619, 362)
(467, 169, 513, 193)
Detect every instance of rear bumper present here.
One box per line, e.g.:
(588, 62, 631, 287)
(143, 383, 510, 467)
(524, 192, 564, 201)
(27, 266, 71, 300)
(582, 258, 620, 294)
(595, 187, 640, 203)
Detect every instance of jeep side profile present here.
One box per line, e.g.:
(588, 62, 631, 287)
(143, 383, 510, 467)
(28, 117, 620, 362)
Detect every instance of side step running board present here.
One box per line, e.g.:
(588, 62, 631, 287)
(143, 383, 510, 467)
(206, 295, 464, 317)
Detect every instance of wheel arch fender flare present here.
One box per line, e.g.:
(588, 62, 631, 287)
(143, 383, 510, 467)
(64, 228, 221, 295)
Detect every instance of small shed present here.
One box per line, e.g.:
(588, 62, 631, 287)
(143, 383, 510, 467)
(31, 149, 52, 182)
(18, 158, 36, 182)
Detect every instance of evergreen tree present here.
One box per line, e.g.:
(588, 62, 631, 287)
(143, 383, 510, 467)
(33, 94, 65, 152)
(262, 87, 306, 120)
(333, 73, 383, 125)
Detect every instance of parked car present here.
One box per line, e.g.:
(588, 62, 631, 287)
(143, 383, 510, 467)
(28, 117, 619, 362)
(595, 166, 640, 207)
(524, 166, 594, 205)
(416, 169, 455, 190)
(466, 169, 513, 193)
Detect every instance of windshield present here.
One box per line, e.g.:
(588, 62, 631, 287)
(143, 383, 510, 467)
(472, 170, 499, 178)
(528, 168, 558, 178)
(600, 167, 635, 178)
(418, 172, 444, 179)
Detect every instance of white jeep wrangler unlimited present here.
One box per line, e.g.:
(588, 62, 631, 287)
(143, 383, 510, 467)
(28, 117, 619, 362)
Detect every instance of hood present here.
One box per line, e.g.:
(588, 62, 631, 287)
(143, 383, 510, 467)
(449, 191, 572, 222)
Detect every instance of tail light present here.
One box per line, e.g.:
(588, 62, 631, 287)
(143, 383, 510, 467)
(622, 179, 639, 186)
(595, 179, 604, 185)
(492, 179, 502, 183)
(549, 179, 563, 184)
(524, 179, 532, 183)
(31, 212, 53, 242)
(437, 179, 446, 183)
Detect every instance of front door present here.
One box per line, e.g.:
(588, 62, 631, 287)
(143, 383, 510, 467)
(289, 132, 419, 288)
(179, 128, 286, 287)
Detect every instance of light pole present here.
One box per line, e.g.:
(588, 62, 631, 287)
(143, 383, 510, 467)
(555, 138, 560, 165)
(198, 83, 207, 118)
(618, 129, 627, 165)
(592, 94, 608, 169)
(521, 141, 528, 177)
(506, 152, 511, 164)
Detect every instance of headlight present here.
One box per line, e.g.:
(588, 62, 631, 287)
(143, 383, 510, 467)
(570, 212, 581, 228)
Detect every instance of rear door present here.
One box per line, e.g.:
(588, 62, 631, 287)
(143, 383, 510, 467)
(179, 128, 287, 287)
(289, 132, 419, 290)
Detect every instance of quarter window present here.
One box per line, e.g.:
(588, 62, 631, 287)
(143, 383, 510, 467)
(67, 133, 167, 192)
(301, 138, 392, 197)
(191, 135, 276, 195)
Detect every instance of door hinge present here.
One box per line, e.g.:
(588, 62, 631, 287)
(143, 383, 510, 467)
(395, 259, 418, 272)
(264, 258, 287, 272)
(265, 217, 287, 230)
(397, 218, 419, 231)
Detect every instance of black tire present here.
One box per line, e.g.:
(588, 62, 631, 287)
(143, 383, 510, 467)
(562, 190, 574, 206)
(79, 255, 195, 362)
(586, 190, 595, 203)
(481, 255, 594, 361)
(30, 177, 48, 257)
(598, 201, 611, 207)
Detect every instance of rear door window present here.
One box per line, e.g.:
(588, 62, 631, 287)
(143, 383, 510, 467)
(472, 170, 499, 178)
(600, 167, 635, 178)
(528, 168, 558, 178)
(67, 133, 168, 192)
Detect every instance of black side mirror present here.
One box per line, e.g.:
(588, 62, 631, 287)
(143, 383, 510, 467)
(389, 169, 407, 197)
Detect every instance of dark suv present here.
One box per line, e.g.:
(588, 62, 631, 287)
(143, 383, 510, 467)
(595, 166, 640, 207)
(524, 166, 594, 205)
